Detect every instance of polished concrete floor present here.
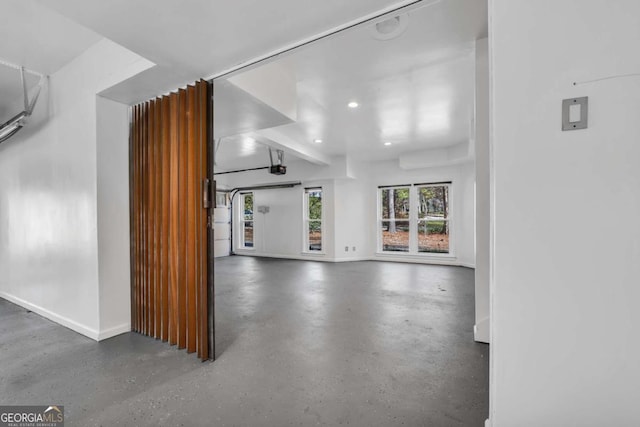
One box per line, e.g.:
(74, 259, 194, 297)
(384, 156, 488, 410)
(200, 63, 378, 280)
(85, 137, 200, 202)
(0, 257, 488, 426)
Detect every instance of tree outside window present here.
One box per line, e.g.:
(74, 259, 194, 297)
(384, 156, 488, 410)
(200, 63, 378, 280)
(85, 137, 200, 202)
(305, 188, 322, 251)
(241, 193, 253, 248)
(379, 184, 451, 254)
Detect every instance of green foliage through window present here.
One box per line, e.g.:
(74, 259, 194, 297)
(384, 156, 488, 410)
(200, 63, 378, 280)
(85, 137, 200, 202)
(306, 189, 322, 251)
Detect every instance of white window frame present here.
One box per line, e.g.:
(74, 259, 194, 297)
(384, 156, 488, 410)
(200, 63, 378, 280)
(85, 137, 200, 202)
(303, 187, 324, 254)
(377, 183, 454, 257)
(415, 183, 452, 255)
(377, 185, 412, 253)
(239, 192, 254, 250)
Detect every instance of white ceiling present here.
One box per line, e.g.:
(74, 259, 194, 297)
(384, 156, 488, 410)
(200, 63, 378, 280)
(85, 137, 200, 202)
(39, 0, 424, 104)
(215, 0, 487, 169)
(1, 0, 486, 169)
(0, 0, 101, 121)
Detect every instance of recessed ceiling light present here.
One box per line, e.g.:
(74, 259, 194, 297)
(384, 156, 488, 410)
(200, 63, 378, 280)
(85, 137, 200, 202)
(313, 139, 323, 144)
(347, 101, 359, 109)
(384, 142, 392, 146)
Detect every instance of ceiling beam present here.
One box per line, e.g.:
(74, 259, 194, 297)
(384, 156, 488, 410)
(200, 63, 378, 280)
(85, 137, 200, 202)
(250, 128, 332, 166)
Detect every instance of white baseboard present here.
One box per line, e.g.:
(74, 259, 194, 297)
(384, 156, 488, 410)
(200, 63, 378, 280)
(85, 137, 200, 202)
(233, 251, 369, 263)
(373, 253, 470, 268)
(474, 316, 490, 343)
(98, 323, 131, 341)
(0, 291, 100, 341)
(234, 251, 329, 262)
(233, 251, 473, 267)
(332, 256, 370, 263)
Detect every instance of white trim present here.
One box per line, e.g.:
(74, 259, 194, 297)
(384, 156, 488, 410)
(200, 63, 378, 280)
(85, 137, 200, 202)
(488, 2, 496, 422)
(98, 323, 131, 341)
(377, 250, 455, 259)
(0, 291, 99, 341)
(474, 316, 490, 343)
(303, 186, 325, 253)
(239, 192, 255, 250)
(234, 252, 471, 267)
(301, 250, 326, 256)
(236, 252, 336, 263)
(332, 257, 371, 263)
(373, 253, 464, 266)
(377, 183, 454, 256)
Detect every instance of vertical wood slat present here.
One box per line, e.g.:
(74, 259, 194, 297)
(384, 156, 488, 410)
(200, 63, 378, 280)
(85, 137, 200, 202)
(130, 80, 211, 360)
(198, 80, 210, 360)
(155, 98, 162, 339)
(138, 103, 143, 334)
(148, 100, 156, 338)
(168, 92, 179, 346)
(144, 101, 150, 336)
(137, 103, 143, 334)
(154, 99, 162, 338)
(140, 102, 146, 334)
(161, 98, 170, 342)
(186, 86, 197, 354)
(132, 105, 139, 333)
(140, 104, 149, 334)
(177, 89, 187, 350)
(151, 99, 162, 338)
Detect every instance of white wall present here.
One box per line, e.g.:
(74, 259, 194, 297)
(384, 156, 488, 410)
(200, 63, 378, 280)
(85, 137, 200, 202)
(367, 159, 476, 267)
(96, 96, 132, 340)
(0, 39, 151, 340)
(474, 38, 490, 344)
(231, 179, 336, 260)
(491, 1, 640, 425)
(221, 155, 475, 267)
(334, 177, 370, 261)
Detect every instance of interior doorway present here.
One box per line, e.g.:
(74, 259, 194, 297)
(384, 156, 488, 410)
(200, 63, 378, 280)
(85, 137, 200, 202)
(208, 0, 490, 419)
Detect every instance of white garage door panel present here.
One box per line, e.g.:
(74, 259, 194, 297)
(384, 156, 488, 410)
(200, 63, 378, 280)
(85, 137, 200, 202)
(213, 206, 230, 257)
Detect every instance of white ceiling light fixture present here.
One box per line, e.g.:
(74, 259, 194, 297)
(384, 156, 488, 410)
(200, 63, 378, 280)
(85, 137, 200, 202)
(371, 14, 409, 41)
(384, 142, 392, 146)
(313, 139, 323, 144)
(347, 101, 359, 109)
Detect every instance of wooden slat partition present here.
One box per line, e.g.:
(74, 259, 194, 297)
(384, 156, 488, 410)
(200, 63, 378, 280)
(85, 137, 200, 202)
(130, 80, 212, 361)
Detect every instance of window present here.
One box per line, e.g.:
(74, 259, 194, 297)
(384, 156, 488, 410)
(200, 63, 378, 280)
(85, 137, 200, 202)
(417, 185, 450, 253)
(304, 188, 322, 252)
(380, 187, 410, 252)
(240, 192, 253, 248)
(378, 183, 451, 255)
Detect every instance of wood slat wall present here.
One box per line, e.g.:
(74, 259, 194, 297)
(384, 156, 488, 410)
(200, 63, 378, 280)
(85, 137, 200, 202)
(131, 80, 211, 361)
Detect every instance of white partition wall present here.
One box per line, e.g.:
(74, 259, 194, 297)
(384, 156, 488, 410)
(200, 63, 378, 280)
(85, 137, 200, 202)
(490, 1, 640, 425)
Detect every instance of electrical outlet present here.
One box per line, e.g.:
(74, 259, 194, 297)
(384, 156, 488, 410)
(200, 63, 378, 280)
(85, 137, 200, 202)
(352, 246, 356, 252)
(345, 246, 349, 252)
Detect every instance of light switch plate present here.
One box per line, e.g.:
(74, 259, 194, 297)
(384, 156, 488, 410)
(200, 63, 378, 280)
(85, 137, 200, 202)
(562, 97, 588, 131)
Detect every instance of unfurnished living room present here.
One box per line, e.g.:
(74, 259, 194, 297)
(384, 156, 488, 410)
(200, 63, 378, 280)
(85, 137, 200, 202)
(1, 1, 639, 426)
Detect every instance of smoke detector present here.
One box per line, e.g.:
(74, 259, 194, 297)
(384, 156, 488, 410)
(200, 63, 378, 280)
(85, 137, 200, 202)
(371, 14, 409, 41)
